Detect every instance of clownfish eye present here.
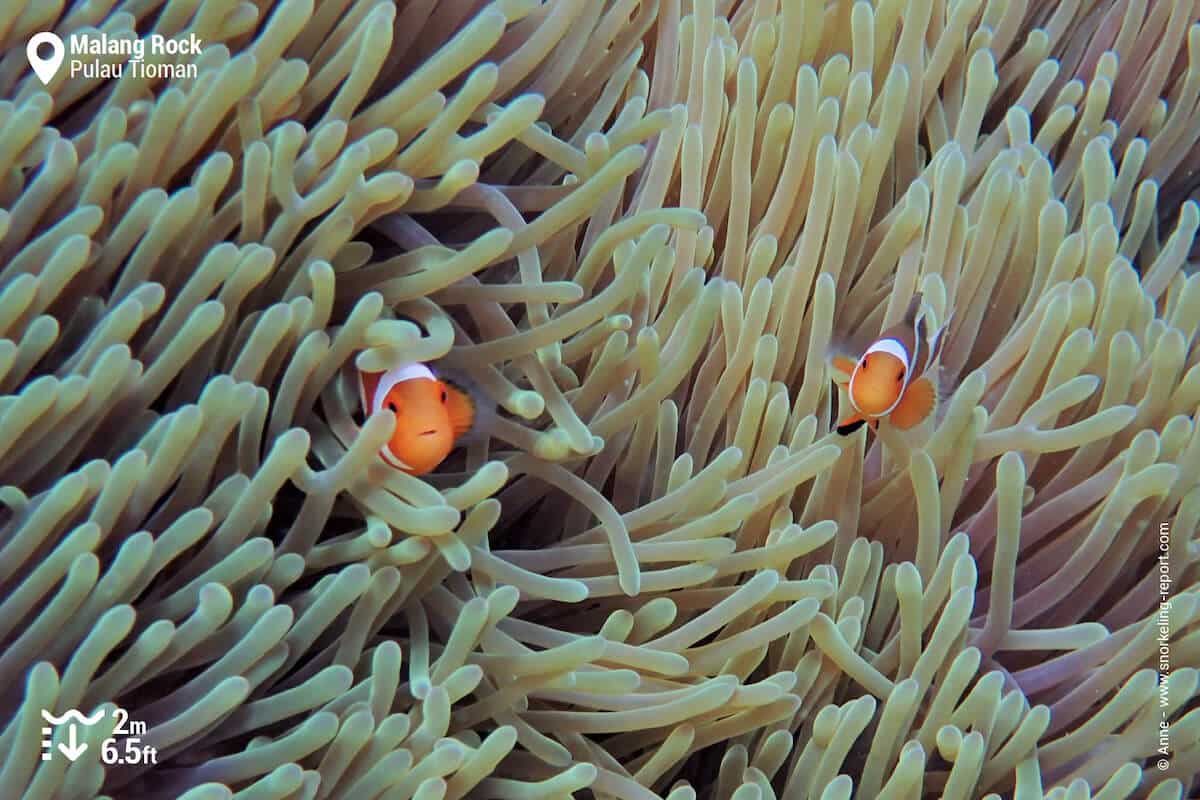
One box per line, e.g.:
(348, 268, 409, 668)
(440, 389, 448, 403)
(386, 400, 399, 413)
(896, 371, 905, 383)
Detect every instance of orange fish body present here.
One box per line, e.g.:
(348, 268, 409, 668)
(831, 295, 950, 435)
(358, 362, 474, 475)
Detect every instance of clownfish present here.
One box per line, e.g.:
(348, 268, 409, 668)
(830, 294, 951, 435)
(358, 362, 475, 475)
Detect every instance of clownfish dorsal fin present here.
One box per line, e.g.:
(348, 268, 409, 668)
(908, 324, 922, 384)
(903, 293, 923, 326)
(928, 311, 954, 367)
(907, 294, 926, 371)
(360, 370, 382, 416)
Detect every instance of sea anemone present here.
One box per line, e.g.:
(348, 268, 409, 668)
(1, 0, 1199, 798)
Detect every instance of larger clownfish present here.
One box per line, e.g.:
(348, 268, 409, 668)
(358, 363, 475, 475)
(831, 294, 951, 435)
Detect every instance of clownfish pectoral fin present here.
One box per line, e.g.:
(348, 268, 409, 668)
(889, 375, 936, 430)
(830, 355, 857, 385)
(836, 412, 868, 436)
(443, 382, 476, 438)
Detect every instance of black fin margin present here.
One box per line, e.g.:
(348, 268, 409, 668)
(836, 419, 867, 436)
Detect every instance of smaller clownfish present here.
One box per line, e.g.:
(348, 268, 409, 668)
(830, 294, 951, 436)
(358, 362, 475, 475)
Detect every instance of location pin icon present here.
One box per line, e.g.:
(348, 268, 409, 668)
(27, 32, 65, 85)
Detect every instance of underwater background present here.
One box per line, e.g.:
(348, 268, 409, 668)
(1, 0, 1200, 798)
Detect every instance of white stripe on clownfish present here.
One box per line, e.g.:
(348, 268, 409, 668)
(371, 362, 436, 415)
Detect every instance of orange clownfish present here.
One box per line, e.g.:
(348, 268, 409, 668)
(358, 362, 475, 475)
(831, 295, 951, 435)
